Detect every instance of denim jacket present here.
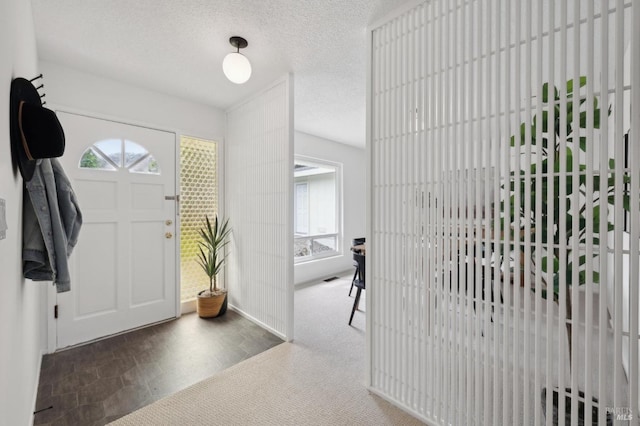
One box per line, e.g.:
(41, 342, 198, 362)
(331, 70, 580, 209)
(23, 158, 82, 293)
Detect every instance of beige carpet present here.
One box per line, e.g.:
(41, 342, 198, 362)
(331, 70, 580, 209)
(110, 275, 425, 425)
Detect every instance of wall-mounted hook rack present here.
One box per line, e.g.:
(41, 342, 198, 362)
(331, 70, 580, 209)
(29, 74, 47, 106)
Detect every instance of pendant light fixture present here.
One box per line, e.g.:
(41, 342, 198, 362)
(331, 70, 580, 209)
(222, 36, 252, 84)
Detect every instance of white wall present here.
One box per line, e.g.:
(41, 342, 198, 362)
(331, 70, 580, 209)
(294, 131, 366, 285)
(0, 1, 49, 425)
(39, 61, 225, 141)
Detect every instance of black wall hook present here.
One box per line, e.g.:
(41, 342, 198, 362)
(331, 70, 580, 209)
(30, 74, 47, 104)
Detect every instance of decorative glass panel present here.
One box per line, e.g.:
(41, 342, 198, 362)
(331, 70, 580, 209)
(79, 147, 117, 171)
(128, 155, 159, 175)
(78, 139, 160, 175)
(179, 136, 218, 302)
(124, 140, 149, 168)
(94, 139, 122, 167)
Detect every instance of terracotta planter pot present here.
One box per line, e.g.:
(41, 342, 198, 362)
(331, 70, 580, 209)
(196, 290, 228, 318)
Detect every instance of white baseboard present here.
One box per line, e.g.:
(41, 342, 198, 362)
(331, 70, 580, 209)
(367, 385, 433, 426)
(294, 268, 353, 289)
(228, 304, 288, 342)
(181, 298, 196, 315)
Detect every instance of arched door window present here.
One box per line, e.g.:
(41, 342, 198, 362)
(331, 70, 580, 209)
(79, 139, 160, 174)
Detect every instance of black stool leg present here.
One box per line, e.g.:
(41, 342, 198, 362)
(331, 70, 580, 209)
(349, 266, 358, 296)
(349, 286, 362, 325)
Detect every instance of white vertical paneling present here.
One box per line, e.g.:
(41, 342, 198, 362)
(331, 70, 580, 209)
(506, 0, 519, 422)
(474, 0, 483, 417)
(631, 2, 640, 424)
(462, 2, 474, 424)
(368, 1, 638, 425)
(365, 0, 374, 394)
(472, 0, 483, 420)
(569, 3, 581, 424)
(532, 0, 544, 421)
(482, 0, 492, 421)
(598, 1, 610, 422)
(426, 1, 437, 417)
(521, 0, 534, 419)
(613, 0, 625, 415)
(583, 2, 595, 424)
(225, 75, 293, 340)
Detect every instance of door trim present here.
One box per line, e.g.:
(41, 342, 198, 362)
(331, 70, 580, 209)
(46, 106, 181, 351)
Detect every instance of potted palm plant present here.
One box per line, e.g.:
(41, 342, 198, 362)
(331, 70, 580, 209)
(502, 76, 624, 425)
(196, 215, 231, 318)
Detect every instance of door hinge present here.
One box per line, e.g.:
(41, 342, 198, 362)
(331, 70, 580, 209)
(54, 305, 58, 319)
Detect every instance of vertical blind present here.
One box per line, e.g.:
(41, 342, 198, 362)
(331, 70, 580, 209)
(226, 76, 294, 341)
(368, 1, 638, 424)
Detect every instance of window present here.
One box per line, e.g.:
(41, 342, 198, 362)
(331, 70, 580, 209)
(295, 183, 309, 234)
(79, 139, 160, 174)
(179, 136, 219, 302)
(294, 157, 341, 262)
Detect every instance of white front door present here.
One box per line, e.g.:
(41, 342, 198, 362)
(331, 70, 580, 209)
(55, 112, 177, 348)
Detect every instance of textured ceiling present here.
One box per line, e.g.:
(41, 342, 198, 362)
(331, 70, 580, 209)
(31, 0, 409, 147)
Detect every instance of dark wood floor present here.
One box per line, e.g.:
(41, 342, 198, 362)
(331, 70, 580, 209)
(33, 310, 283, 425)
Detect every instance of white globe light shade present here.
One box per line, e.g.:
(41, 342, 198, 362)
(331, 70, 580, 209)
(222, 52, 252, 84)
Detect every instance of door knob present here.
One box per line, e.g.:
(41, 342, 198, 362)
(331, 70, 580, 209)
(166, 220, 173, 226)
(165, 232, 173, 239)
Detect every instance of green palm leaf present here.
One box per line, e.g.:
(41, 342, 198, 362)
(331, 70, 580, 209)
(196, 215, 232, 293)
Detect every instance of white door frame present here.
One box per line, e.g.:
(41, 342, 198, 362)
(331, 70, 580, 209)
(45, 106, 182, 352)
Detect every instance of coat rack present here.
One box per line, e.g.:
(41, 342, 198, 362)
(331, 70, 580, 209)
(29, 74, 46, 106)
